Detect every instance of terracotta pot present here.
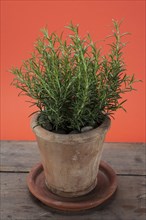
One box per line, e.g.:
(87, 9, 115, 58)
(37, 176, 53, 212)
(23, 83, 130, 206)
(31, 113, 111, 197)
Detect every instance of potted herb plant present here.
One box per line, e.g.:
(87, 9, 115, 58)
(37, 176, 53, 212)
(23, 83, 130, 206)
(11, 20, 138, 198)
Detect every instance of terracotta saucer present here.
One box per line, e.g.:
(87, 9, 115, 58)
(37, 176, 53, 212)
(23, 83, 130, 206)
(27, 161, 117, 212)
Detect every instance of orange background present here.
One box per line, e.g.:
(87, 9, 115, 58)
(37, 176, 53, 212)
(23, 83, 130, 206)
(1, 0, 145, 142)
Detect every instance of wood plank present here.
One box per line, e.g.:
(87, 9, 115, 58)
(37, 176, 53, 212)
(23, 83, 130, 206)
(103, 142, 146, 176)
(1, 141, 145, 175)
(1, 172, 146, 220)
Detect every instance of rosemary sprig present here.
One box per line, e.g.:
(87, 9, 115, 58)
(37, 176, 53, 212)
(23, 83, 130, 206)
(11, 20, 140, 131)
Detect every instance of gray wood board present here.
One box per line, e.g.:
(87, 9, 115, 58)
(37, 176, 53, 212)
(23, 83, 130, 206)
(1, 172, 146, 220)
(0, 141, 145, 175)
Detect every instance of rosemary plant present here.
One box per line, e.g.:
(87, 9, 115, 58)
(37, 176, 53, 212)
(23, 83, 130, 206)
(11, 20, 138, 132)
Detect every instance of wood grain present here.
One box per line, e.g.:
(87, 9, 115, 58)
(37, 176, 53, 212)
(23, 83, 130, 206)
(1, 173, 146, 220)
(0, 141, 145, 175)
(0, 141, 146, 220)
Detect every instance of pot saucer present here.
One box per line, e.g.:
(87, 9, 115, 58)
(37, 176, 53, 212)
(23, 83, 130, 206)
(27, 161, 117, 211)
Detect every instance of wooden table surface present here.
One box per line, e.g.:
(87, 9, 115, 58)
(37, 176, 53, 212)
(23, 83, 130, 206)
(1, 141, 146, 220)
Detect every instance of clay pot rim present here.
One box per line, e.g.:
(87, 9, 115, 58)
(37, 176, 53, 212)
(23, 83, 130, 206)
(31, 113, 111, 143)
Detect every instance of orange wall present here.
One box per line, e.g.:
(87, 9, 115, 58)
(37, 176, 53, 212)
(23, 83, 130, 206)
(1, 0, 145, 142)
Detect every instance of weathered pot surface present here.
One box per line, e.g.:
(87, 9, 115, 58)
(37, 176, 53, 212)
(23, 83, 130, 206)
(31, 113, 111, 197)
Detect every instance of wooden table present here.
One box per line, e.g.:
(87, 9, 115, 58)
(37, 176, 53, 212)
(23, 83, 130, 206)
(1, 141, 146, 220)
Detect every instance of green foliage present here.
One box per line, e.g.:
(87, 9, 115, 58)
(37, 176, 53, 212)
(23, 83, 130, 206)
(11, 20, 139, 132)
